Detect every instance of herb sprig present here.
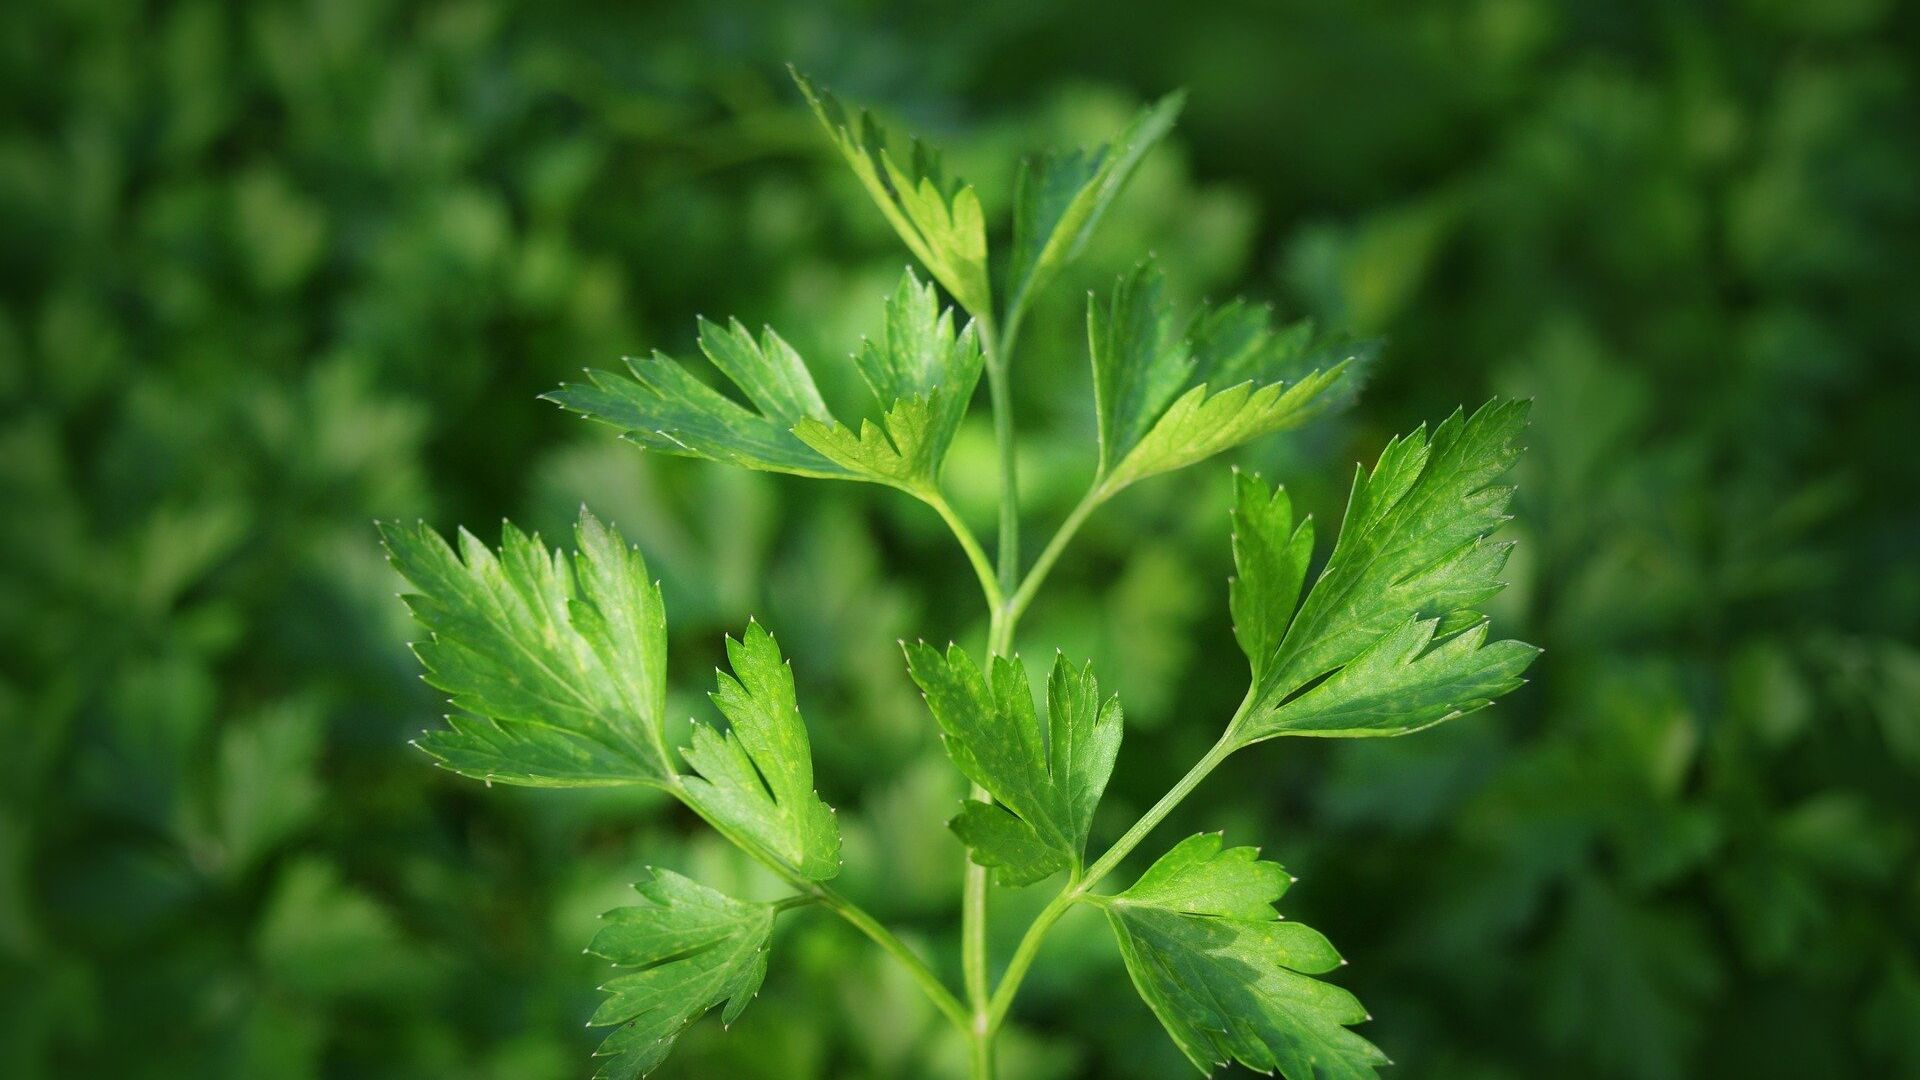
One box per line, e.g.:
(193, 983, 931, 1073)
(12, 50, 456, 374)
(385, 70, 1536, 1079)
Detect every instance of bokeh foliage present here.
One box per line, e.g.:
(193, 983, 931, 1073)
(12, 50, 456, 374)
(3, 0, 1917, 1077)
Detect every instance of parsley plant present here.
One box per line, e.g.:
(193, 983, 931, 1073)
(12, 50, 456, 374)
(384, 71, 1538, 1079)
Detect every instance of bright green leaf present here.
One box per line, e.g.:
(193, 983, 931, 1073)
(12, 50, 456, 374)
(904, 646, 1122, 885)
(1115, 831, 1295, 922)
(793, 69, 993, 319)
(1089, 260, 1358, 495)
(681, 621, 841, 881)
(1231, 400, 1539, 745)
(1096, 833, 1388, 1078)
(1259, 615, 1540, 738)
(791, 269, 983, 493)
(1229, 472, 1315, 688)
(383, 508, 674, 787)
(1110, 368, 1351, 492)
(791, 396, 948, 491)
(587, 870, 779, 1079)
(554, 270, 979, 495)
(1004, 93, 1184, 323)
(852, 268, 984, 412)
(547, 318, 851, 480)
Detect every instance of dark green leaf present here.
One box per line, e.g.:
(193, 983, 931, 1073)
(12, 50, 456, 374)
(1005, 93, 1184, 322)
(1097, 833, 1387, 1078)
(904, 646, 1123, 884)
(212, 701, 323, 876)
(1229, 471, 1315, 688)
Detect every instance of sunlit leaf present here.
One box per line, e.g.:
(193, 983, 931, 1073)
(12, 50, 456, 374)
(793, 69, 992, 319)
(1089, 260, 1359, 494)
(556, 270, 979, 495)
(792, 269, 983, 493)
(383, 507, 674, 787)
(682, 621, 842, 881)
(1231, 401, 1539, 744)
(548, 319, 850, 480)
(1005, 93, 1184, 322)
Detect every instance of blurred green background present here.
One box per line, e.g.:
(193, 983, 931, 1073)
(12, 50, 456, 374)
(4, 0, 1918, 1077)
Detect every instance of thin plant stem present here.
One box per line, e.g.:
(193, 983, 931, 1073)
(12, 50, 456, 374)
(815, 883, 972, 1032)
(925, 490, 1002, 612)
(968, 1032, 994, 1080)
(986, 697, 1250, 1034)
(665, 778, 971, 1032)
(1082, 717, 1241, 885)
(1005, 485, 1106, 624)
(979, 313, 1021, 599)
(965, 613, 1019, 1031)
(962, 785, 993, 1024)
(983, 875, 1076, 1030)
(961, 309, 1026, 1079)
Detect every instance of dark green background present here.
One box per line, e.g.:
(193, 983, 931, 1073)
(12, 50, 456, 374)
(4, 1, 1918, 1077)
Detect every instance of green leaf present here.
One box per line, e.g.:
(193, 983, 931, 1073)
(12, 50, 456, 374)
(1229, 472, 1315, 687)
(904, 645, 1123, 885)
(1258, 615, 1540, 738)
(1231, 400, 1540, 745)
(382, 508, 674, 787)
(681, 621, 841, 881)
(554, 270, 980, 495)
(1004, 92, 1184, 323)
(947, 801, 1068, 886)
(547, 318, 851, 480)
(1089, 260, 1357, 495)
(852, 268, 984, 411)
(1115, 830, 1295, 922)
(793, 69, 992, 318)
(791, 269, 983, 492)
(587, 870, 779, 1080)
(1096, 833, 1388, 1079)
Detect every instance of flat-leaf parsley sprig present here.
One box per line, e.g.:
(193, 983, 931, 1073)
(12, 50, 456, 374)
(385, 70, 1537, 1080)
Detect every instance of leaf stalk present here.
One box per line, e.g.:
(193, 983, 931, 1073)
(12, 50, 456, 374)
(986, 697, 1248, 1033)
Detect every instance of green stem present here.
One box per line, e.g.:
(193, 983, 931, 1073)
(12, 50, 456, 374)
(962, 310, 1025, 1079)
(968, 1031, 994, 1080)
(984, 877, 1076, 1030)
(1005, 485, 1105, 624)
(1082, 716, 1241, 886)
(926, 490, 1002, 612)
(815, 883, 972, 1032)
(985, 698, 1249, 1033)
(962, 602, 1017, 1065)
(979, 314, 1021, 599)
(961, 815, 992, 1018)
(666, 780, 970, 1032)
